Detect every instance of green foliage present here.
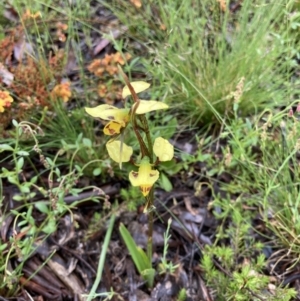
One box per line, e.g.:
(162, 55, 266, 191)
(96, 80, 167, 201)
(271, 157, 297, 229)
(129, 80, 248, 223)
(177, 288, 187, 301)
(86, 214, 116, 301)
(158, 218, 179, 275)
(2, 0, 107, 172)
(196, 103, 300, 299)
(0, 120, 107, 294)
(120, 186, 145, 211)
(201, 237, 296, 300)
(119, 223, 155, 287)
(110, 0, 299, 125)
(219, 106, 300, 261)
(108, 0, 300, 295)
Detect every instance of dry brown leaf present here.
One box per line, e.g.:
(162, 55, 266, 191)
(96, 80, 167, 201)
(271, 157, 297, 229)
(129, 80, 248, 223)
(0, 63, 14, 86)
(13, 35, 34, 62)
(46, 253, 86, 300)
(183, 197, 198, 215)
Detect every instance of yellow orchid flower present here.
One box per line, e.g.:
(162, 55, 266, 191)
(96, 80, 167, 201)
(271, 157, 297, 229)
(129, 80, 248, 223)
(122, 81, 169, 113)
(129, 156, 159, 197)
(85, 105, 130, 125)
(106, 136, 173, 196)
(85, 105, 130, 136)
(85, 81, 169, 136)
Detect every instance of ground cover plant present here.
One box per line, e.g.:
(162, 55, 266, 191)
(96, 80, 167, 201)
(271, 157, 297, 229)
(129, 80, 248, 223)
(1, 0, 300, 300)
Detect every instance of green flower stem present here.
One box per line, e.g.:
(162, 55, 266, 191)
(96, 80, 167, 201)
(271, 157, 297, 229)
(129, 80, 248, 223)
(132, 114, 150, 157)
(138, 114, 153, 163)
(145, 189, 154, 263)
(118, 65, 151, 158)
(118, 65, 155, 273)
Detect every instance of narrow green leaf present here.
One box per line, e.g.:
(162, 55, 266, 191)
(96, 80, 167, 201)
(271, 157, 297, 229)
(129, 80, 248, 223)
(12, 119, 18, 127)
(93, 168, 101, 176)
(119, 223, 151, 273)
(87, 214, 115, 301)
(141, 268, 155, 288)
(16, 157, 24, 171)
(83, 138, 92, 148)
(30, 176, 38, 184)
(13, 195, 24, 201)
(42, 219, 56, 234)
(46, 157, 53, 166)
(8, 176, 18, 185)
(35, 202, 49, 214)
(16, 151, 29, 156)
(0, 243, 8, 252)
(159, 173, 173, 192)
(20, 185, 30, 193)
(0, 144, 13, 151)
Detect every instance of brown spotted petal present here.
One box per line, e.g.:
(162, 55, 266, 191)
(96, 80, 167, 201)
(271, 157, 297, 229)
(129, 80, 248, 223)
(129, 157, 159, 197)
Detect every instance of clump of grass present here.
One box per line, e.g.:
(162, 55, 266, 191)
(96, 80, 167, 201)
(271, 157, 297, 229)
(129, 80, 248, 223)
(110, 0, 299, 125)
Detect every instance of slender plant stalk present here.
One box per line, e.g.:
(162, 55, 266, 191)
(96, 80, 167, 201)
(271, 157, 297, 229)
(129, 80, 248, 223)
(87, 214, 115, 301)
(138, 115, 153, 163)
(118, 65, 155, 267)
(146, 189, 154, 261)
(132, 114, 151, 157)
(118, 65, 150, 157)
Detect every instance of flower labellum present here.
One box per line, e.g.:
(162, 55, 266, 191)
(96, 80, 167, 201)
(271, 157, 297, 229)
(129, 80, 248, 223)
(103, 121, 124, 136)
(129, 156, 159, 197)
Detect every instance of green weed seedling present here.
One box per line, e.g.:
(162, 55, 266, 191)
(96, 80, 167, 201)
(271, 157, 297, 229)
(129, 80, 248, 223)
(158, 218, 179, 275)
(86, 67, 174, 287)
(177, 288, 187, 301)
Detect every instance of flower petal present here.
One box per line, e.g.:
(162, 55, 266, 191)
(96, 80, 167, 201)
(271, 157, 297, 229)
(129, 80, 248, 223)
(85, 105, 130, 124)
(106, 140, 133, 163)
(129, 169, 159, 196)
(153, 137, 174, 161)
(122, 81, 150, 98)
(85, 104, 115, 118)
(133, 100, 169, 114)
